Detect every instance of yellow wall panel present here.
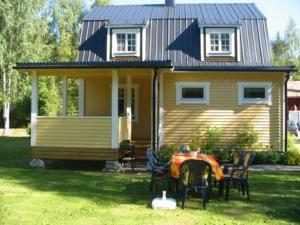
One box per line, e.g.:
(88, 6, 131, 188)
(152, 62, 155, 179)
(36, 117, 112, 148)
(162, 72, 284, 150)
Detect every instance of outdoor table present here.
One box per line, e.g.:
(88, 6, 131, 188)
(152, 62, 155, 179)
(170, 152, 224, 199)
(170, 152, 224, 181)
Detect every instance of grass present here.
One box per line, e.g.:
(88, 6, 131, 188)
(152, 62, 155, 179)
(0, 137, 300, 225)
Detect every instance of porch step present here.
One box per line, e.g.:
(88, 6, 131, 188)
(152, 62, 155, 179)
(132, 140, 150, 161)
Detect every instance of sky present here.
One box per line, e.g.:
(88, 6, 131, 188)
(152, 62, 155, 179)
(85, 0, 300, 40)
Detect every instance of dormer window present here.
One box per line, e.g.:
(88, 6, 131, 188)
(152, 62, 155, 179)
(116, 33, 136, 53)
(209, 33, 230, 53)
(204, 27, 237, 59)
(111, 28, 141, 58)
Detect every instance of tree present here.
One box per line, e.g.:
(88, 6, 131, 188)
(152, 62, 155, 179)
(51, 0, 84, 61)
(0, 0, 52, 134)
(92, 0, 111, 8)
(272, 18, 300, 80)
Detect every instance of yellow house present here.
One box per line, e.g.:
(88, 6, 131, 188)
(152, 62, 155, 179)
(16, 1, 296, 164)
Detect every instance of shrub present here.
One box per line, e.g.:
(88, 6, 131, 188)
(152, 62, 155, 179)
(234, 125, 258, 150)
(157, 144, 179, 159)
(252, 150, 300, 166)
(286, 150, 300, 165)
(253, 151, 286, 165)
(191, 126, 223, 153)
(287, 133, 297, 151)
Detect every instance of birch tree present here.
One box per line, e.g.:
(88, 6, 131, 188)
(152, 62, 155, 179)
(0, 0, 51, 134)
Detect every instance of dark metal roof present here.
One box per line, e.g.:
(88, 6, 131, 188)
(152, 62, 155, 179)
(173, 65, 297, 72)
(14, 60, 173, 70)
(78, 18, 272, 67)
(84, 3, 266, 25)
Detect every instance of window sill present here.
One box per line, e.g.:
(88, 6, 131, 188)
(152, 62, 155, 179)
(177, 100, 209, 105)
(112, 52, 138, 57)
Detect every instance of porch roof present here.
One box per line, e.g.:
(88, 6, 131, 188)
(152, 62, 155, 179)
(173, 65, 297, 73)
(14, 60, 173, 70)
(15, 61, 297, 73)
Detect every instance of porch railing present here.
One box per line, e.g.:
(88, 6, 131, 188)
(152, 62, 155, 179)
(35, 117, 112, 148)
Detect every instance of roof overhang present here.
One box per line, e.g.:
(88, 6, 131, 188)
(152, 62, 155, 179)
(173, 66, 297, 73)
(104, 20, 149, 28)
(15, 60, 173, 70)
(15, 61, 297, 74)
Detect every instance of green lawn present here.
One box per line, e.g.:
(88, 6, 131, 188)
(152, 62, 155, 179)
(0, 137, 300, 225)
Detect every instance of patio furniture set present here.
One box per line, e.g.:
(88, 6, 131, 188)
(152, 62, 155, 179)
(146, 148, 255, 210)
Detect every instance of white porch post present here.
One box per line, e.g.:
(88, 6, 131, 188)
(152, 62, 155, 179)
(31, 71, 38, 147)
(62, 76, 68, 116)
(111, 70, 119, 149)
(79, 78, 85, 117)
(126, 75, 132, 140)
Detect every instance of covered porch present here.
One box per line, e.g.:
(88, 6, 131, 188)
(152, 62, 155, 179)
(16, 61, 172, 161)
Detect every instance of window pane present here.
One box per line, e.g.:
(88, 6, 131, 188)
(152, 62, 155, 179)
(118, 99, 125, 116)
(118, 88, 125, 116)
(210, 33, 219, 52)
(127, 33, 136, 52)
(117, 33, 126, 52)
(182, 87, 204, 99)
(244, 87, 266, 98)
(221, 33, 230, 52)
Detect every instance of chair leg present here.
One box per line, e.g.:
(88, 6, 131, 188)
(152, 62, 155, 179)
(218, 180, 224, 196)
(202, 189, 207, 210)
(240, 180, 245, 196)
(245, 179, 250, 200)
(181, 187, 187, 209)
(225, 178, 230, 201)
(149, 175, 154, 191)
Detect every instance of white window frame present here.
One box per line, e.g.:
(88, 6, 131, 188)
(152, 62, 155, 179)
(205, 28, 235, 57)
(118, 84, 139, 122)
(111, 28, 140, 57)
(176, 82, 210, 105)
(238, 82, 272, 105)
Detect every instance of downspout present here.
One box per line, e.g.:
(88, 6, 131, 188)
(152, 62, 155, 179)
(284, 72, 290, 152)
(152, 68, 158, 151)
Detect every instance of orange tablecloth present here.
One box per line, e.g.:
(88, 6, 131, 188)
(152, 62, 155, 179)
(170, 153, 224, 181)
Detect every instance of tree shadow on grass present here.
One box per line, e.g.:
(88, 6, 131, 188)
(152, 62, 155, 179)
(0, 167, 152, 206)
(207, 172, 300, 224)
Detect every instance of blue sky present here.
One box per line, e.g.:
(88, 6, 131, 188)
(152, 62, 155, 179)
(85, 0, 300, 40)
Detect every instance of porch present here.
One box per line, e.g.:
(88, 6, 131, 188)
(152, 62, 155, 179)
(25, 65, 164, 161)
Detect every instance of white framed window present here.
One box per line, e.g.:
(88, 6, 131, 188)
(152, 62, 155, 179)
(111, 28, 140, 57)
(118, 85, 139, 122)
(238, 82, 272, 105)
(205, 28, 235, 57)
(176, 82, 210, 105)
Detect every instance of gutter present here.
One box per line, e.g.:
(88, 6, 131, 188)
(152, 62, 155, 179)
(173, 66, 297, 73)
(14, 61, 173, 70)
(152, 68, 158, 151)
(285, 72, 291, 152)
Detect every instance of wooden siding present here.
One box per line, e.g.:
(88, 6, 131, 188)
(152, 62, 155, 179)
(119, 117, 128, 141)
(162, 72, 284, 150)
(36, 117, 112, 148)
(85, 75, 152, 140)
(85, 76, 111, 116)
(131, 76, 152, 140)
(32, 147, 118, 160)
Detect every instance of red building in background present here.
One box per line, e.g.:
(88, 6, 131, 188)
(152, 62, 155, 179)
(288, 81, 300, 111)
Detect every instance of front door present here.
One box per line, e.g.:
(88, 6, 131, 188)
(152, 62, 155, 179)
(118, 76, 151, 141)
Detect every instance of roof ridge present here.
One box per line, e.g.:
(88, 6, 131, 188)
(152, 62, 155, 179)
(94, 3, 257, 7)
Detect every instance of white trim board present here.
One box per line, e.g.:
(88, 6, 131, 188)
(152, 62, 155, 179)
(175, 82, 210, 105)
(237, 82, 272, 105)
(31, 71, 38, 147)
